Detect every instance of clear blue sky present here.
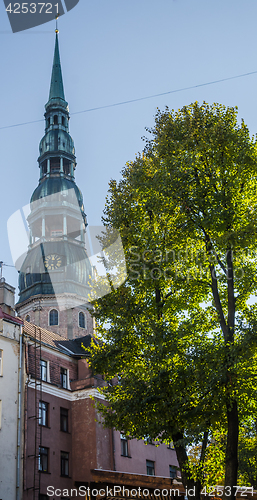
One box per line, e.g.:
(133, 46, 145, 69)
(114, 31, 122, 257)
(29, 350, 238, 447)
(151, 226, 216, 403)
(1, 0, 257, 292)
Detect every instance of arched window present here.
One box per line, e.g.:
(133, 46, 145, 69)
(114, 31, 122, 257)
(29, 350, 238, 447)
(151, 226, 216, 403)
(49, 309, 58, 326)
(25, 315, 30, 322)
(54, 115, 58, 125)
(79, 312, 85, 329)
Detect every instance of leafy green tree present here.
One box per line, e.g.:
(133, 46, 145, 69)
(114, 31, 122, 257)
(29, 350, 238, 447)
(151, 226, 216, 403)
(90, 102, 257, 499)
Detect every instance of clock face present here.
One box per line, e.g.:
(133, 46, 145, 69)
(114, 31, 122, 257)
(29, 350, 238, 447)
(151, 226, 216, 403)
(44, 254, 62, 271)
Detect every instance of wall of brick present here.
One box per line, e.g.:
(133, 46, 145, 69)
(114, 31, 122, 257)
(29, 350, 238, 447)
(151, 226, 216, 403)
(27, 343, 78, 384)
(17, 297, 94, 339)
(24, 386, 74, 500)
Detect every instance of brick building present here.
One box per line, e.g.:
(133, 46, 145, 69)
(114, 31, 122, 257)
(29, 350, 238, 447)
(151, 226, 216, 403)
(4, 29, 182, 500)
(22, 319, 180, 500)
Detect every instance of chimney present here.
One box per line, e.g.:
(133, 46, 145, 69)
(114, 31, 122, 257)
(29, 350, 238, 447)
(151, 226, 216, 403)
(0, 278, 16, 317)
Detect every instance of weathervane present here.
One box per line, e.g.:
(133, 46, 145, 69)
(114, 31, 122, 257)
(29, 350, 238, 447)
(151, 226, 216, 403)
(55, 14, 59, 34)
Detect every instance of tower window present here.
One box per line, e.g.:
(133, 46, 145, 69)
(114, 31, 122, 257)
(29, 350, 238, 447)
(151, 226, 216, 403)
(42, 162, 47, 175)
(62, 116, 65, 126)
(54, 115, 58, 125)
(47, 117, 50, 127)
(63, 160, 70, 176)
(49, 309, 58, 326)
(79, 312, 85, 329)
(50, 158, 60, 172)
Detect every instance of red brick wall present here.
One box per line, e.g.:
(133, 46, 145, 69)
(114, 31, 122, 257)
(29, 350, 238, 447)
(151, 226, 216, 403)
(27, 344, 78, 384)
(24, 387, 74, 500)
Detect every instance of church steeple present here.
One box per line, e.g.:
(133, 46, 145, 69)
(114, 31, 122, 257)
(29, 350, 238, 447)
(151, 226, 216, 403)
(48, 33, 65, 102)
(37, 33, 76, 181)
(16, 33, 92, 340)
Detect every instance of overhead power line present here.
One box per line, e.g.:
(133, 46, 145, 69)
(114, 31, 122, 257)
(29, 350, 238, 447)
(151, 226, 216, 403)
(1, 69, 257, 131)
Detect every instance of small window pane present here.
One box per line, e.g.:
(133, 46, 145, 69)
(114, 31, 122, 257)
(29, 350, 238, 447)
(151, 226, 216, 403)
(169, 465, 177, 479)
(60, 368, 68, 389)
(40, 360, 47, 381)
(146, 460, 155, 476)
(120, 435, 128, 457)
(60, 407, 68, 432)
(39, 446, 48, 472)
(61, 451, 69, 477)
(49, 309, 58, 326)
(39, 401, 48, 427)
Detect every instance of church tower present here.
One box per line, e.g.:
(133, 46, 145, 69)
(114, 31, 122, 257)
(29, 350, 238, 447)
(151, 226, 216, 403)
(15, 33, 93, 339)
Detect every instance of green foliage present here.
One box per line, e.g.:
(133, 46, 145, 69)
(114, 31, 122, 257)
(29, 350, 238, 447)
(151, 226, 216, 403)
(89, 102, 257, 491)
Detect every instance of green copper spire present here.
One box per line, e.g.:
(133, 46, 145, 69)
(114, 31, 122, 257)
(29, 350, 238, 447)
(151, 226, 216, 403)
(49, 33, 65, 101)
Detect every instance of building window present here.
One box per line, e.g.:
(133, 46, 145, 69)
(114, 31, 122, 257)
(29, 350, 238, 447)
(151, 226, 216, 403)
(60, 407, 68, 432)
(54, 114, 58, 125)
(40, 360, 47, 381)
(61, 451, 69, 477)
(169, 465, 177, 479)
(39, 446, 48, 472)
(0, 350, 2, 376)
(49, 309, 58, 326)
(146, 460, 155, 476)
(39, 494, 49, 500)
(39, 401, 48, 427)
(79, 311, 85, 329)
(25, 315, 30, 322)
(120, 434, 129, 457)
(62, 116, 65, 126)
(60, 367, 68, 388)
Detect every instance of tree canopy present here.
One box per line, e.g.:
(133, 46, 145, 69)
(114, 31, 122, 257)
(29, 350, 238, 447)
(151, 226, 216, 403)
(89, 102, 257, 499)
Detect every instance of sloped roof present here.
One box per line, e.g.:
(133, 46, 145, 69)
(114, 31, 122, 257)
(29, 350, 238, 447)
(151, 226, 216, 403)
(0, 307, 23, 325)
(57, 335, 94, 355)
(23, 320, 93, 356)
(23, 320, 66, 349)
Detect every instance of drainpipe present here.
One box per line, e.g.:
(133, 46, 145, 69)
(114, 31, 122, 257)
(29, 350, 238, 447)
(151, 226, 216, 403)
(16, 324, 23, 500)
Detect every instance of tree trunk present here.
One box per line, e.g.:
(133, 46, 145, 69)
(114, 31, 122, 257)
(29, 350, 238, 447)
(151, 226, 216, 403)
(172, 432, 201, 500)
(224, 400, 239, 500)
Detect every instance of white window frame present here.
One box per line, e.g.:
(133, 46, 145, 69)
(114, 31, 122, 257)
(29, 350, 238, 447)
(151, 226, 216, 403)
(60, 367, 70, 390)
(40, 359, 50, 383)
